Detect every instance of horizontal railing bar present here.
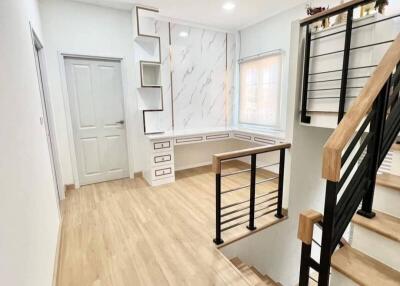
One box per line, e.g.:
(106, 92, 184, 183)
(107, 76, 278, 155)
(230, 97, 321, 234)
(254, 208, 277, 220)
(221, 184, 249, 195)
(341, 111, 374, 165)
(312, 238, 322, 247)
(308, 87, 363, 91)
(353, 14, 400, 31)
(221, 162, 280, 178)
(221, 208, 277, 232)
(309, 276, 319, 283)
(221, 176, 278, 195)
(310, 14, 400, 41)
(308, 76, 370, 83)
(257, 162, 280, 169)
(351, 39, 394, 51)
(221, 168, 251, 178)
(310, 40, 394, 59)
(256, 176, 279, 185)
(221, 201, 277, 226)
(310, 49, 343, 59)
(309, 258, 321, 272)
(308, 96, 357, 100)
(221, 195, 278, 218)
(311, 29, 346, 41)
(221, 190, 278, 210)
(309, 65, 377, 76)
(221, 210, 252, 225)
(255, 202, 278, 214)
(338, 132, 372, 190)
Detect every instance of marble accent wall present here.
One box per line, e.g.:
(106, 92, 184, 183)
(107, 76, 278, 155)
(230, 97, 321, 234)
(170, 24, 235, 130)
(136, 20, 237, 133)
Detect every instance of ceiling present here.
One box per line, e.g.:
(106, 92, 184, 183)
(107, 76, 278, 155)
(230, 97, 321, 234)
(72, 0, 308, 31)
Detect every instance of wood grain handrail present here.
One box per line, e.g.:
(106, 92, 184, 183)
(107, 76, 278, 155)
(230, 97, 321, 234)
(298, 209, 323, 245)
(323, 33, 400, 182)
(300, 0, 374, 26)
(212, 143, 291, 174)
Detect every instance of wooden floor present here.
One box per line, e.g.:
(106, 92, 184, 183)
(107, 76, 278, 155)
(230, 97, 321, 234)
(58, 161, 285, 286)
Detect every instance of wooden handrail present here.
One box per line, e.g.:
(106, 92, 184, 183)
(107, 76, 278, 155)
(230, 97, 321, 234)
(300, 0, 374, 26)
(298, 210, 323, 245)
(323, 33, 400, 182)
(212, 143, 291, 174)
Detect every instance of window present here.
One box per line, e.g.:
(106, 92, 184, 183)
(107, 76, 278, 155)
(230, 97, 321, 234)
(239, 53, 282, 127)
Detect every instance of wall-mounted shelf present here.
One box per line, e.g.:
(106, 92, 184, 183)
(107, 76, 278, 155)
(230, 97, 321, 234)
(132, 5, 165, 135)
(140, 61, 161, 87)
(134, 6, 159, 39)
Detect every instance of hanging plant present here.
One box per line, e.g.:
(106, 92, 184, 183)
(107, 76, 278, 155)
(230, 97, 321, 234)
(375, 0, 389, 14)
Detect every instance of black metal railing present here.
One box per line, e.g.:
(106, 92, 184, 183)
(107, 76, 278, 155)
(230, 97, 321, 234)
(300, 0, 400, 124)
(298, 45, 400, 285)
(212, 143, 291, 245)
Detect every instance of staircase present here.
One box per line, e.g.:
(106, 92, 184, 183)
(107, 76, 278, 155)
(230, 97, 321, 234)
(296, 1, 400, 285)
(330, 168, 400, 285)
(230, 257, 281, 286)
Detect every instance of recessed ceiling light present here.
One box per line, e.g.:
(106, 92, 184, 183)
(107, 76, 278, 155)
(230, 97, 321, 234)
(222, 2, 236, 11)
(179, 31, 189, 38)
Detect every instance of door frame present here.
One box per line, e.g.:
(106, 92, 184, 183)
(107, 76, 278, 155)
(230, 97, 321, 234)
(59, 52, 134, 188)
(30, 26, 64, 206)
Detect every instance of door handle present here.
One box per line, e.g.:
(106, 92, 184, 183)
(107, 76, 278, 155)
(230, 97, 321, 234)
(116, 120, 125, 125)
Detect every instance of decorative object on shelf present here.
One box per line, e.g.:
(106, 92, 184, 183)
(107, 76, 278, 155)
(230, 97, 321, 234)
(306, 3, 329, 31)
(375, 0, 389, 14)
(360, 3, 376, 17)
(334, 0, 347, 26)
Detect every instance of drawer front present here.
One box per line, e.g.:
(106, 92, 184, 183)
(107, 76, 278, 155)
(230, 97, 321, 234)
(205, 133, 230, 141)
(175, 136, 204, 145)
(253, 136, 276, 145)
(153, 153, 173, 166)
(153, 166, 174, 179)
(233, 132, 252, 141)
(153, 140, 172, 152)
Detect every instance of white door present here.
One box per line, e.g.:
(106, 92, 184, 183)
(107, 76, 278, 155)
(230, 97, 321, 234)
(65, 57, 129, 185)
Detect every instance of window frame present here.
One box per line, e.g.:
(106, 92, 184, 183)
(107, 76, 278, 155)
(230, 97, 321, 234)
(237, 51, 284, 131)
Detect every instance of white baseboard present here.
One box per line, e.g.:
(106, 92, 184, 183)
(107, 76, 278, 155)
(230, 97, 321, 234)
(52, 216, 63, 286)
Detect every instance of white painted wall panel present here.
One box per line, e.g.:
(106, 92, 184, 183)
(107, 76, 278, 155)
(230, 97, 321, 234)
(0, 0, 60, 285)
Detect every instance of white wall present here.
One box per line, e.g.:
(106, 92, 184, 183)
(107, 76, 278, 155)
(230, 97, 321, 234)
(39, 0, 140, 185)
(0, 0, 60, 285)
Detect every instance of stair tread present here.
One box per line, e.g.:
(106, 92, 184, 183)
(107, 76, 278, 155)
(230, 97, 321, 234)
(230, 257, 279, 286)
(376, 173, 400, 192)
(230, 257, 242, 266)
(391, 143, 400, 152)
(353, 210, 400, 242)
(332, 246, 400, 286)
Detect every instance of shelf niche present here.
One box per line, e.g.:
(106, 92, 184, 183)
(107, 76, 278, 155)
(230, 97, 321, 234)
(140, 61, 161, 87)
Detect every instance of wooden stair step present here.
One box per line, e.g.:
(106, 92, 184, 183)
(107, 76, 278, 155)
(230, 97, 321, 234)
(332, 245, 400, 286)
(262, 274, 280, 286)
(241, 265, 264, 284)
(230, 257, 244, 268)
(353, 210, 400, 242)
(391, 143, 400, 152)
(376, 173, 400, 192)
(230, 257, 280, 286)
